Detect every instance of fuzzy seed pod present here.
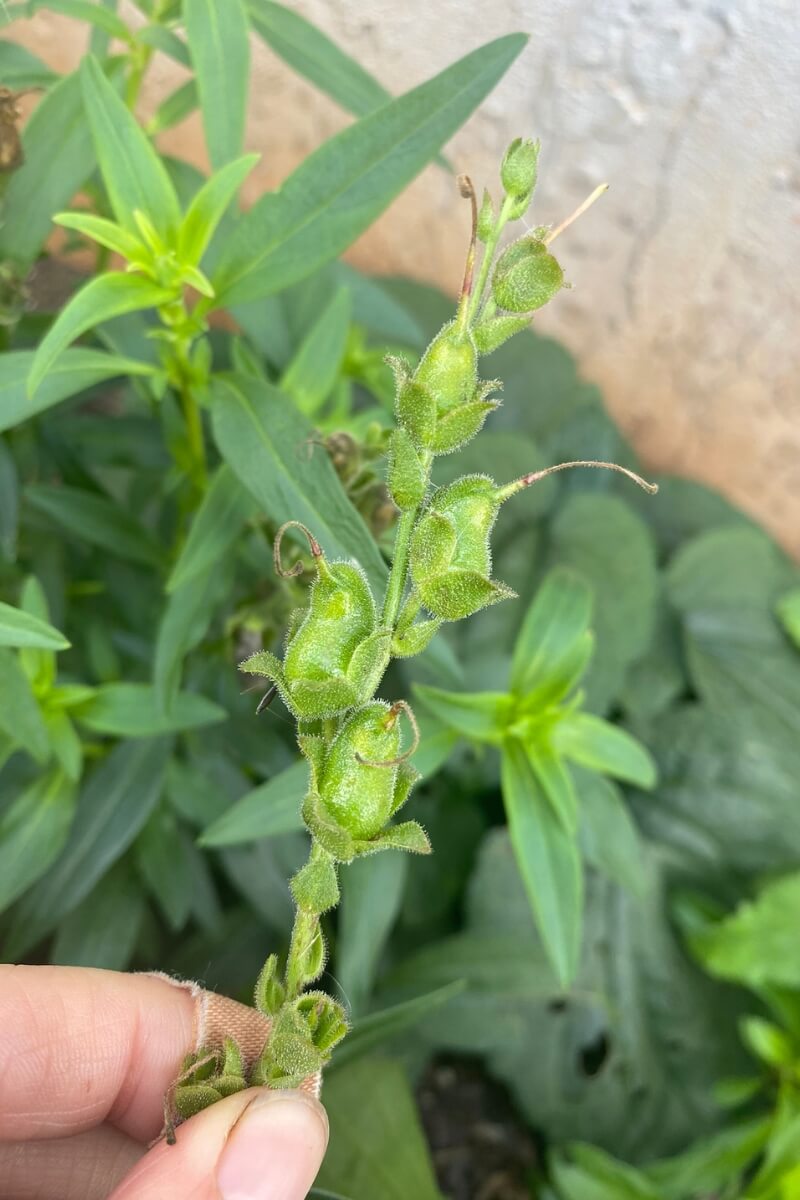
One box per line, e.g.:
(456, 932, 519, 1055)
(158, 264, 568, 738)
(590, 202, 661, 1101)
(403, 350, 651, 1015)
(491, 236, 563, 314)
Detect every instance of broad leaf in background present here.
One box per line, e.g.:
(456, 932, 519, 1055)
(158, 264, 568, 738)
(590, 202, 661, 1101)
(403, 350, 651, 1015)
(5, 738, 170, 958)
(0, 440, 18, 561)
(185, 0, 251, 169)
(577, 770, 648, 898)
(25, 482, 164, 568)
(51, 860, 145, 971)
(0, 41, 57, 88)
(199, 759, 307, 847)
(73, 683, 225, 738)
(211, 373, 387, 591)
(317, 1057, 442, 1200)
(210, 34, 527, 305)
(0, 770, 76, 911)
(135, 806, 194, 933)
(776, 587, 800, 649)
(167, 464, 255, 592)
(334, 982, 465, 1069)
(0, 601, 69, 651)
(26, 0, 133, 43)
(338, 851, 408, 1017)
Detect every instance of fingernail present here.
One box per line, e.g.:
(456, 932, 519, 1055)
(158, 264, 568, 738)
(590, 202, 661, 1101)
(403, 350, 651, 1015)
(217, 1090, 329, 1200)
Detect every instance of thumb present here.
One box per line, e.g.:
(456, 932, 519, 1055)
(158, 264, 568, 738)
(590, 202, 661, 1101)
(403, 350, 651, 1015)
(109, 1088, 329, 1200)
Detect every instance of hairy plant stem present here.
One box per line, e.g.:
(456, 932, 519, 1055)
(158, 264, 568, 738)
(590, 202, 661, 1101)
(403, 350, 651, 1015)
(467, 193, 514, 325)
(381, 449, 433, 630)
(284, 843, 329, 1001)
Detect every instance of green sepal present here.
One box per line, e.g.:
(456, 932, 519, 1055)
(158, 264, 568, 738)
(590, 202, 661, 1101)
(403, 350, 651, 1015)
(409, 510, 456, 582)
(420, 570, 516, 622)
(239, 648, 283, 683)
(174, 1083, 222, 1119)
(302, 791, 356, 862)
(266, 1004, 326, 1078)
(413, 322, 477, 418)
(214, 1074, 247, 1097)
(297, 917, 326, 985)
(389, 760, 420, 817)
(345, 628, 391, 704)
(428, 397, 499, 455)
(388, 355, 435, 447)
(491, 236, 563, 313)
(297, 990, 348, 1054)
(391, 617, 441, 658)
(297, 733, 327, 790)
(388, 427, 427, 510)
(477, 187, 495, 242)
(255, 953, 286, 1016)
(354, 819, 431, 857)
(180, 1049, 219, 1083)
(288, 674, 359, 720)
(474, 313, 530, 354)
(291, 853, 340, 913)
(221, 1037, 244, 1078)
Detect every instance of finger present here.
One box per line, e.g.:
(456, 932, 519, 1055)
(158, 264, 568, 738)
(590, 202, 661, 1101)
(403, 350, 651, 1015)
(0, 965, 193, 1143)
(0, 1124, 142, 1200)
(109, 1088, 329, 1200)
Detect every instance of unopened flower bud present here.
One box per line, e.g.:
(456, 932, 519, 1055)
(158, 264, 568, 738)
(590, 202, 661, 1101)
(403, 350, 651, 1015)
(491, 236, 564, 314)
(500, 137, 540, 201)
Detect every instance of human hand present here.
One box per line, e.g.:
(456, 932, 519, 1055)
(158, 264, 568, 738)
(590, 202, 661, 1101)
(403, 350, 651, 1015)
(0, 965, 329, 1199)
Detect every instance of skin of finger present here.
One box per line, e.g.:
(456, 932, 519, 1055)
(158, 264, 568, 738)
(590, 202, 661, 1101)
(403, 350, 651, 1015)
(107, 1089, 328, 1200)
(0, 965, 194, 1143)
(0, 1124, 142, 1200)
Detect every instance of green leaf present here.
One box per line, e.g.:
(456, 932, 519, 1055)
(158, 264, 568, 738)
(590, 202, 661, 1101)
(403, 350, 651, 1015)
(79, 55, 181, 238)
(137, 22, 192, 67)
(551, 1144, 660, 1200)
(51, 860, 145, 971)
(199, 760, 307, 847)
(146, 78, 198, 135)
(154, 566, 230, 712)
(0, 68, 96, 269)
(73, 683, 225, 738)
(338, 852, 408, 1017)
(647, 1117, 771, 1200)
(0, 438, 19, 561)
(527, 742, 579, 834)
(691, 871, 800, 991)
(553, 712, 657, 789)
(0, 647, 49, 761)
(0, 347, 157, 434)
(0, 40, 57, 87)
(317, 1058, 442, 1200)
(501, 739, 582, 986)
(280, 287, 352, 415)
(167, 465, 254, 592)
(334, 982, 465, 1069)
(409, 710, 458, 781)
(28, 0, 133, 41)
(0, 770, 76, 912)
(178, 154, 259, 267)
(248, 0, 391, 119)
(414, 683, 510, 745)
(134, 807, 193, 932)
(25, 483, 163, 568)
(777, 586, 800, 649)
(548, 494, 658, 714)
(748, 1113, 800, 1198)
(510, 566, 593, 702)
(211, 373, 387, 593)
(54, 211, 145, 260)
(5, 738, 169, 958)
(28, 273, 174, 396)
(211, 34, 527, 305)
(0, 601, 69, 651)
(576, 770, 647, 897)
(185, 0, 250, 169)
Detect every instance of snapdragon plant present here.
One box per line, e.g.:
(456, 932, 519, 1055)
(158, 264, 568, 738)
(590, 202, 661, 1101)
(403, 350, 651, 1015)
(162, 140, 658, 1122)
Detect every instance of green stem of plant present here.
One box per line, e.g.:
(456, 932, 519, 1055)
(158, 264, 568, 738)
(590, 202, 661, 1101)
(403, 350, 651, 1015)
(467, 194, 514, 325)
(179, 380, 208, 493)
(284, 843, 328, 1001)
(381, 447, 433, 630)
(124, 44, 154, 111)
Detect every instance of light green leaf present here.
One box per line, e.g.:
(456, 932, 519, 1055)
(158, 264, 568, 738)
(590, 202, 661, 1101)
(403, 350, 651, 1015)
(551, 1144, 660, 1200)
(54, 211, 145, 260)
(178, 154, 259, 267)
(28, 0, 133, 41)
(511, 566, 593, 703)
(280, 287, 351, 415)
(527, 742, 579, 834)
(146, 78, 198, 135)
(410, 710, 459, 781)
(0, 40, 57, 87)
(0, 439, 19, 561)
(211, 34, 527, 305)
(647, 1117, 771, 1200)
(553, 712, 656, 789)
(28, 273, 173, 396)
(5, 738, 170, 958)
(317, 1058, 442, 1200)
(211, 372, 386, 592)
(501, 739, 582, 986)
(25, 482, 163, 568)
(334, 982, 465, 1068)
(167, 465, 254, 593)
(136, 22, 192, 67)
(248, 0, 391, 119)
(338, 852, 408, 1017)
(0, 601, 69, 651)
(0, 770, 76, 912)
(691, 871, 800, 991)
(199, 760, 307, 847)
(0, 69, 96, 269)
(45, 710, 82, 782)
(79, 55, 181, 238)
(576, 770, 647, 897)
(0, 647, 49, 761)
(74, 683, 225, 738)
(777, 586, 800, 649)
(185, 0, 250, 169)
(134, 807, 193, 932)
(414, 684, 510, 744)
(0, 347, 157, 434)
(51, 860, 145, 971)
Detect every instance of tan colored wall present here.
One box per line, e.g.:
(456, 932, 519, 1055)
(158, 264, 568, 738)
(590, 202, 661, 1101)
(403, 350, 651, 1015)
(7, 1, 800, 553)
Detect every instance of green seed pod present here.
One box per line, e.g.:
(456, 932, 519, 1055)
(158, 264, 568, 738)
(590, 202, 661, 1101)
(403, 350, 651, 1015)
(240, 522, 389, 720)
(491, 236, 563, 314)
(410, 475, 515, 621)
(388, 427, 427, 510)
(500, 137, 540, 204)
(413, 321, 477, 420)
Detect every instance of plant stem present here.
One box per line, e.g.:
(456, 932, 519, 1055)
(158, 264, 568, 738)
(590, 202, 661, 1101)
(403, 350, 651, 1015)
(180, 380, 208, 492)
(284, 842, 328, 1001)
(381, 450, 432, 630)
(467, 194, 514, 325)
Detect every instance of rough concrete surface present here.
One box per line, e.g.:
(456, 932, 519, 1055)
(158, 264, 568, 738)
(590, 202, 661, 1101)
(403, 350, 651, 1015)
(5, 1, 800, 552)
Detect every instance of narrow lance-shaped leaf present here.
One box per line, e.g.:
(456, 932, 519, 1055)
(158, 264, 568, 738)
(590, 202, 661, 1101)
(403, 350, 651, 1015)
(500, 738, 583, 987)
(25, 483, 164, 568)
(414, 683, 511, 744)
(0, 439, 18, 560)
(178, 153, 260, 268)
(553, 711, 657, 789)
(146, 79, 199, 136)
(0, 601, 69, 651)
(73, 682, 226, 738)
(184, 0, 251, 169)
(210, 34, 527, 306)
(280, 287, 352, 415)
(0, 648, 49, 762)
(511, 566, 593, 701)
(199, 760, 308, 847)
(337, 852, 408, 1017)
(168, 464, 255, 592)
(0, 770, 77, 912)
(54, 212, 145, 260)
(333, 981, 466, 1068)
(27, 0, 134, 42)
(79, 55, 181, 238)
(136, 23, 192, 67)
(0, 41, 57, 88)
(28, 273, 174, 396)
(527, 742, 579, 835)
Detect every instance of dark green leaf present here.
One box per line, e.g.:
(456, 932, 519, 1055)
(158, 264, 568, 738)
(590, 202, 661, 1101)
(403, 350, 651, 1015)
(0, 348, 157, 434)
(146, 79, 198, 135)
(154, 564, 230, 711)
(576, 769, 647, 897)
(414, 683, 510, 744)
(74, 683, 225, 737)
(0, 647, 48, 761)
(167, 465, 254, 592)
(211, 372, 386, 592)
(334, 982, 465, 1069)
(210, 34, 527, 305)
(28, 273, 173, 395)
(0, 41, 57, 87)
(134, 807, 193, 932)
(510, 566, 593, 703)
(51, 861, 145, 970)
(553, 712, 657, 789)
(5, 738, 169, 957)
(25, 482, 164, 567)
(185, 0, 250, 169)
(0, 438, 18, 561)
(338, 852, 408, 1016)
(0, 770, 76, 911)
(280, 287, 351, 415)
(0, 600, 69, 651)
(79, 55, 181, 237)
(501, 739, 582, 986)
(199, 759, 307, 847)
